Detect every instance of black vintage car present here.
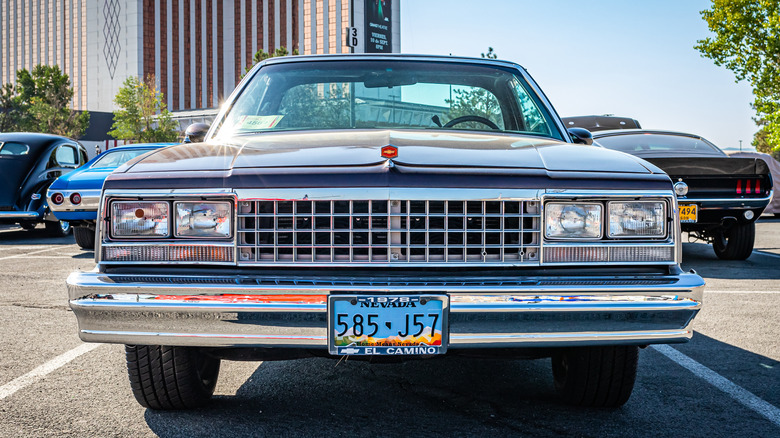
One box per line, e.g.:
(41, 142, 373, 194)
(561, 120, 773, 260)
(68, 55, 704, 410)
(0, 133, 88, 236)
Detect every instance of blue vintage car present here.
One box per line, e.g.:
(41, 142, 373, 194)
(0, 133, 89, 237)
(47, 143, 174, 248)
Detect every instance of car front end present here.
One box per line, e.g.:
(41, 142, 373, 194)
(66, 55, 705, 409)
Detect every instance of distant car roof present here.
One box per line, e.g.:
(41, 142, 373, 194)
(561, 116, 641, 132)
(0, 132, 80, 160)
(591, 129, 726, 157)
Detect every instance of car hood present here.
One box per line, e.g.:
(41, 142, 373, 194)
(120, 130, 655, 174)
(49, 166, 115, 191)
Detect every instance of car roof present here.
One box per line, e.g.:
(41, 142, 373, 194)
(591, 129, 707, 141)
(259, 53, 528, 71)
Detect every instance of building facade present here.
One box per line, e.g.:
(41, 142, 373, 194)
(0, 0, 400, 121)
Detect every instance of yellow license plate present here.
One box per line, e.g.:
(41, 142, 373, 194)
(679, 204, 697, 223)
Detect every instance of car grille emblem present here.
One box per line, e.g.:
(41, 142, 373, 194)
(381, 145, 398, 159)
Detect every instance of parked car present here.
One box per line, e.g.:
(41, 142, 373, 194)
(580, 126, 773, 260)
(0, 133, 88, 236)
(67, 55, 704, 410)
(562, 115, 641, 132)
(725, 150, 780, 216)
(47, 143, 175, 249)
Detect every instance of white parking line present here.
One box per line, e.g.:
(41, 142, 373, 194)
(0, 343, 101, 401)
(706, 290, 780, 294)
(0, 247, 61, 261)
(652, 344, 780, 428)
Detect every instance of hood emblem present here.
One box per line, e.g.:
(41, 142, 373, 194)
(381, 145, 398, 159)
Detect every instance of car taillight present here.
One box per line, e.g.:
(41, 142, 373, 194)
(51, 193, 64, 204)
(736, 178, 764, 196)
(70, 193, 82, 205)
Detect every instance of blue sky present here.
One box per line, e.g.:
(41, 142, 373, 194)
(400, 0, 756, 150)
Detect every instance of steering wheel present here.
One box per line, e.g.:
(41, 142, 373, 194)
(443, 115, 500, 130)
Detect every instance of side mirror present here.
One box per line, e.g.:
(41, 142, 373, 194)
(568, 127, 593, 145)
(183, 122, 211, 143)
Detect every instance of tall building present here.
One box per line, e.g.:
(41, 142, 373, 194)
(0, 0, 400, 137)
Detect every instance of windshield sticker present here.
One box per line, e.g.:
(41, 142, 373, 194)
(238, 115, 284, 130)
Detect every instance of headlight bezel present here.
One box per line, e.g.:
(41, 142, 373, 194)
(109, 200, 171, 239)
(543, 198, 671, 242)
(173, 200, 234, 239)
(544, 202, 604, 240)
(107, 198, 235, 241)
(607, 201, 667, 239)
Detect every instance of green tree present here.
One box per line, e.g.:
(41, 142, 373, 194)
(109, 75, 179, 142)
(0, 83, 24, 132)
(14, 65, 89, 138)
(242, 47, 299, 77)
(695, 1, 780, 151)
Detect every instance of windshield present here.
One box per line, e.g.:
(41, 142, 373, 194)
(213, 60, 563, 140)
(92, 148, 157, 168)
(595, 133, 725, 156)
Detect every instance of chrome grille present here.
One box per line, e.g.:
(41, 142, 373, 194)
(236, 199, 540, 265)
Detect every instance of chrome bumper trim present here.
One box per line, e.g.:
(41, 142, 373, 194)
(47, 189, 101, 212)
(68, 271, 704, 348)
(0, 211, 40, 219)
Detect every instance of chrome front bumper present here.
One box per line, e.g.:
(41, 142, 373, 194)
(68, 271, 705, 349)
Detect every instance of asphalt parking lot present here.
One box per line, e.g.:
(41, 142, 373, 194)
(0, 219, 778, 438)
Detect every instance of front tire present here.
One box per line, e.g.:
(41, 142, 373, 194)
(73, 226, 95, 249)
(125, 345, 220, 410)
(713, 222, 755, 260)
(18, 221, 37, 231)
(44, 220, 71, 237)
(552, 346, 639, 408)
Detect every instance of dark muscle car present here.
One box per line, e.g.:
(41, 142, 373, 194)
(583, 127, 773, 260)
(0, 133, 88, 236)
(67, 55, 704, 410)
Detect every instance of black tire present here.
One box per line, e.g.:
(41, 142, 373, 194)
(73, 226, 95, 249)
(551, 345, 639, 408)
(44, 220, 71, 237)
(125, 345, 220, 410)
(18, 221, 37, 230)
(712, 222, 755, 260)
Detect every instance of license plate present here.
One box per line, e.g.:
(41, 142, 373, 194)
(679, 204, 698, 223)
(328, 295, 448, 355)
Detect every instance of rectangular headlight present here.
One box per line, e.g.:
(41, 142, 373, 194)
(608, 201, 666, 238)
(175, 201, 232, 238)
(111, 201, 169, 238)
(544, 203, 603, 239)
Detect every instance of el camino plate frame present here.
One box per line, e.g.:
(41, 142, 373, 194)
(679, 204, 697, 223)
(328, 294, 449, 355)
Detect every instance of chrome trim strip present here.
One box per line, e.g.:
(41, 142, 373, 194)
(66, 271, 705, 300)
(78, 329, 693, 348)
(448, 329, 693, 346)
(0, 211, 39, 219)
(234, 188, 544, 201)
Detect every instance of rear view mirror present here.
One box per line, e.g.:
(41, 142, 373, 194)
(184, 123, 211, 143)
(568, 127, 593, 145)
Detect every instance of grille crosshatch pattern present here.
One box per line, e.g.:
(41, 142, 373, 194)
(236, 200, 541, 264)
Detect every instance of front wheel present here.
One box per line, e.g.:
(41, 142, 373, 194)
(551, 345, 639, 408)
(44, 220, 71, 237)
(713, 222, 755, 260)
(73, 226, 95, 249)
(125, 345, 220, 410)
